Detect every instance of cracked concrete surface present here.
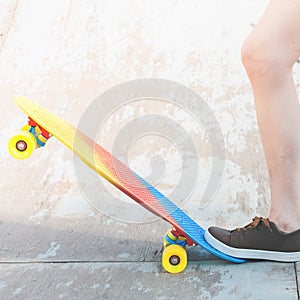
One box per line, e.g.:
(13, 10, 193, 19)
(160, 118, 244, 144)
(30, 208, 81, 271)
(0, 0, 300, 299)
(0, 262, 298, 300)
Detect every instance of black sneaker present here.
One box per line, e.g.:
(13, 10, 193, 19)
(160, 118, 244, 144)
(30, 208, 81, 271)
(204, 216, 300, 262)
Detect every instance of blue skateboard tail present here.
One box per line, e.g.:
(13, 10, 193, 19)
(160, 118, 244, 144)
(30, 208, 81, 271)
(138, 176, 246, 263)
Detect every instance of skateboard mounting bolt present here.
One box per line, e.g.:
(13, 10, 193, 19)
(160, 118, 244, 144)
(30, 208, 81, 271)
(169, 255, 180, 266)
(16, 140, 27, 151)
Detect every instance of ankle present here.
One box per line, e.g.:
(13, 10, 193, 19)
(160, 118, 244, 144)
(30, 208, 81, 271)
(269, 212, 300, 233)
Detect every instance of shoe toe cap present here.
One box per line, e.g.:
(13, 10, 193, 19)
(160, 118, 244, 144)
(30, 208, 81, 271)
(208, 226, 231, 245)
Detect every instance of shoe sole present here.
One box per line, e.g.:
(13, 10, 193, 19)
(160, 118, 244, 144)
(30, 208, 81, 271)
(204, 230, 300, 262)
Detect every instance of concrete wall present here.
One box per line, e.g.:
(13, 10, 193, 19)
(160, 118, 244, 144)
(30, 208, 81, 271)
(1, 0, 300, 254)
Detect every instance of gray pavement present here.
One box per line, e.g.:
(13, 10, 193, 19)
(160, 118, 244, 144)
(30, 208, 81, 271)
(0, 261, 298, 300)
(1, 0, 300, 299)
(0, 213, 299, 299)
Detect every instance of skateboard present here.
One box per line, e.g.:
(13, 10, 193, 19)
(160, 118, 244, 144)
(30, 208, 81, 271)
(8, 96, 246, 273)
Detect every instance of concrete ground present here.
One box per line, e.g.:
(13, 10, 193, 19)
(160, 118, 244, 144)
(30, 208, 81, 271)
(1, 0, 300, 299)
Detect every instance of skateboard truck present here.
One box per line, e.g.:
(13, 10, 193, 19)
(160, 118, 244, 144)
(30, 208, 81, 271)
(161, 227, 197, 274)
(27, 117, 51, 146)
(163, 227, 197, 248)
(8, 116, 52, 160)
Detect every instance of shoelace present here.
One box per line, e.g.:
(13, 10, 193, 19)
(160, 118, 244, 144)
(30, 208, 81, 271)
(235, 216, 273, 232)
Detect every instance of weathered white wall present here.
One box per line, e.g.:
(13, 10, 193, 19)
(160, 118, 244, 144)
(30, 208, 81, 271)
(1, 0, 300, 262)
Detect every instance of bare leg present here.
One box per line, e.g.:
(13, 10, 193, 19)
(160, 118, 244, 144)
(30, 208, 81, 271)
(241, 0, 300, 232)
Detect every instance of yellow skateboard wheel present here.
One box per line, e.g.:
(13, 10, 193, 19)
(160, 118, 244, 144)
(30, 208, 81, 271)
(21, 124, 41, 135)
(21, 124, 30, 131)
(37, 134, 47, 144)
(162, 244, 187, 274)
(8, 131, 37, 159)
(163, 229, 177, 248)
(163, 229, 187, 248)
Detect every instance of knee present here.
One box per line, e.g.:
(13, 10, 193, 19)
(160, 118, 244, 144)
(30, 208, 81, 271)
(241, 36, 292, 80)
(241, 38, 262, 78)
